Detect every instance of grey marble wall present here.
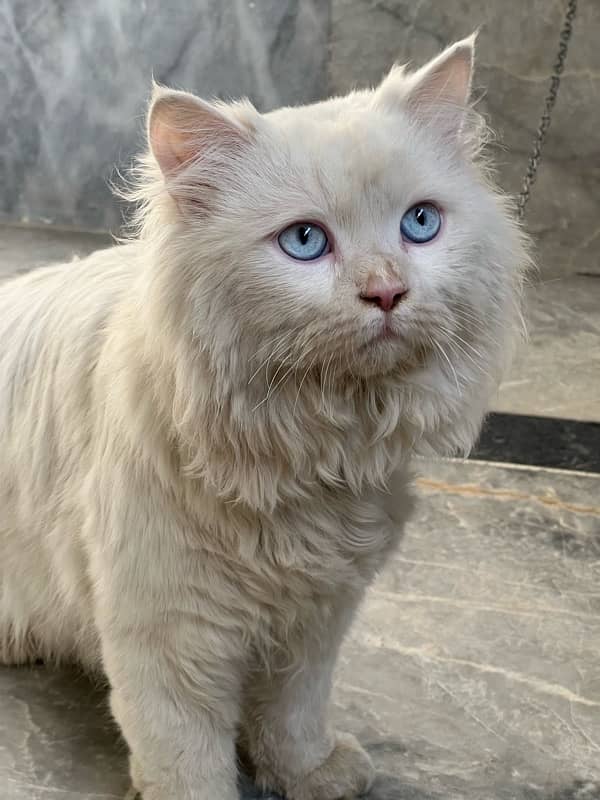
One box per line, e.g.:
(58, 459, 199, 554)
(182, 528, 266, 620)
(0, 0, 330, 231)
(2, 0, 598, 278)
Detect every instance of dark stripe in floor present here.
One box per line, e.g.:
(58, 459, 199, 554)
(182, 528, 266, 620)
(470, 413, 600, 473)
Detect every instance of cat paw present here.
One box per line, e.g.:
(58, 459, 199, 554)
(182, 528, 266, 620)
(129, 756, 239, 800)
(260, 732, 375, 800)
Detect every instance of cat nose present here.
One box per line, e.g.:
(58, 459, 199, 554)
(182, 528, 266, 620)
(360, 277, 408, 312)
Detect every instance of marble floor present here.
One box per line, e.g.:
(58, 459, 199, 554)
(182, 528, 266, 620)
(494, 277, 600, 423)
(1, 225, 599, 800)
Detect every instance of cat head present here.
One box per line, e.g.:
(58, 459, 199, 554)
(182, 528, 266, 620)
(132, 35, 528, 470)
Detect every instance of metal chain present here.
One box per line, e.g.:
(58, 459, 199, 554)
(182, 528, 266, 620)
(516, 0, 578, 220)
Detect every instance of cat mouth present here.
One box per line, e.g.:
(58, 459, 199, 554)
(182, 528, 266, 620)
(367, 321, 401, 345)
(375, 327, 399, 342)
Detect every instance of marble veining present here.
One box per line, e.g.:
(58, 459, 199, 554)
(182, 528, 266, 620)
(0, 0, 330, 231)
(493, 276, 600, 422)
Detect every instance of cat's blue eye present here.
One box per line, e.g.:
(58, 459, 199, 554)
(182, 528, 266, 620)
(278, 223, 329, 261)
(400, 203, 441, 243)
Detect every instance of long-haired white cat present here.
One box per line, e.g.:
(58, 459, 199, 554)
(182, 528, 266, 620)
(0, 36, 527, 799)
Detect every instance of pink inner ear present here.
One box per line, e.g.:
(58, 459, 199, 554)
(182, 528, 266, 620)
(149, 93, 248, 177)
(375, 37, 475, 140)
(150, 103, 196, 174)
(399, 41, 475, 142)
(409, 53, 472, 112)
(410, 37, 475, 112)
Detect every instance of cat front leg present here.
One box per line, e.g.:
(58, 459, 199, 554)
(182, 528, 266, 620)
(100, 608, 244, 800)
(243, 598, 375, 800)
(88, 496, 246, 800)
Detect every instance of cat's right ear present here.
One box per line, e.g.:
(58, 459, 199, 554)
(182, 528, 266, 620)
(375, 35, 477, 143)
(148, 84, 256, 189)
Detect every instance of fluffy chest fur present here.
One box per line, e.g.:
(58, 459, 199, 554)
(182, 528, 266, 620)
(92, 308, 415, 646)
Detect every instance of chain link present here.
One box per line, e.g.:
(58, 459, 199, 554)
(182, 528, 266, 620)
(516, 0, 578, 220)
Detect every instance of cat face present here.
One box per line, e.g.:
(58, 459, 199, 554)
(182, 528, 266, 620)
(145, 36, 525, 398)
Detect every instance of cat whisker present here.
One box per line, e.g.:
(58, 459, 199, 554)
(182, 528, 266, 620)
(293, 349, 320, 418)
(247, 323, 308, 387)
(247, 324, 300, 364)
(327, 353, 339, 413)
(450, 309, 503, 349)
(320, 352, 336, 418)
(268, 356, 311, 405)
(254, 336, 320, 412)
(446, 339, 493, 381)
(247, 329, 294, 386)
(436, 324, 489, 375)
(266, 350, 294, 396)
(343, 336, 358, 381)
(430, 337, 461, 395)
(262, 334, 302, 388)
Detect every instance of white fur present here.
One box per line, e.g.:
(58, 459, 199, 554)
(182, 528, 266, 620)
(0, 37, 528, 799)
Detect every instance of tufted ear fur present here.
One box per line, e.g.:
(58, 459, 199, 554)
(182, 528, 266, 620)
(147, 85, 258, 210)
(376, 34, 477, 141)
(148, 86, 254, 173)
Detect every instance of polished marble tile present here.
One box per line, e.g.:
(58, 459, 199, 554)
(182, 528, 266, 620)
(493, 276, 600, 422)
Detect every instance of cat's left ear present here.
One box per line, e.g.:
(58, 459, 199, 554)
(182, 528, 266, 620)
(376, 34, 476, 140)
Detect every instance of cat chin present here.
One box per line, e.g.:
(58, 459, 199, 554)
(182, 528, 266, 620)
(349, 339, 430, 380)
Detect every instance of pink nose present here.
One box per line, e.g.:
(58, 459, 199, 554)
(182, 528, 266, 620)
(360, 277, 408, 312)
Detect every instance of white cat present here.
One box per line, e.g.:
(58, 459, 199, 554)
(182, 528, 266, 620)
(0, 36, 527, 799)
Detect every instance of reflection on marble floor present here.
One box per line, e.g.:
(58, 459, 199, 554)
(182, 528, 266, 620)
(2, 458, 599, 800)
